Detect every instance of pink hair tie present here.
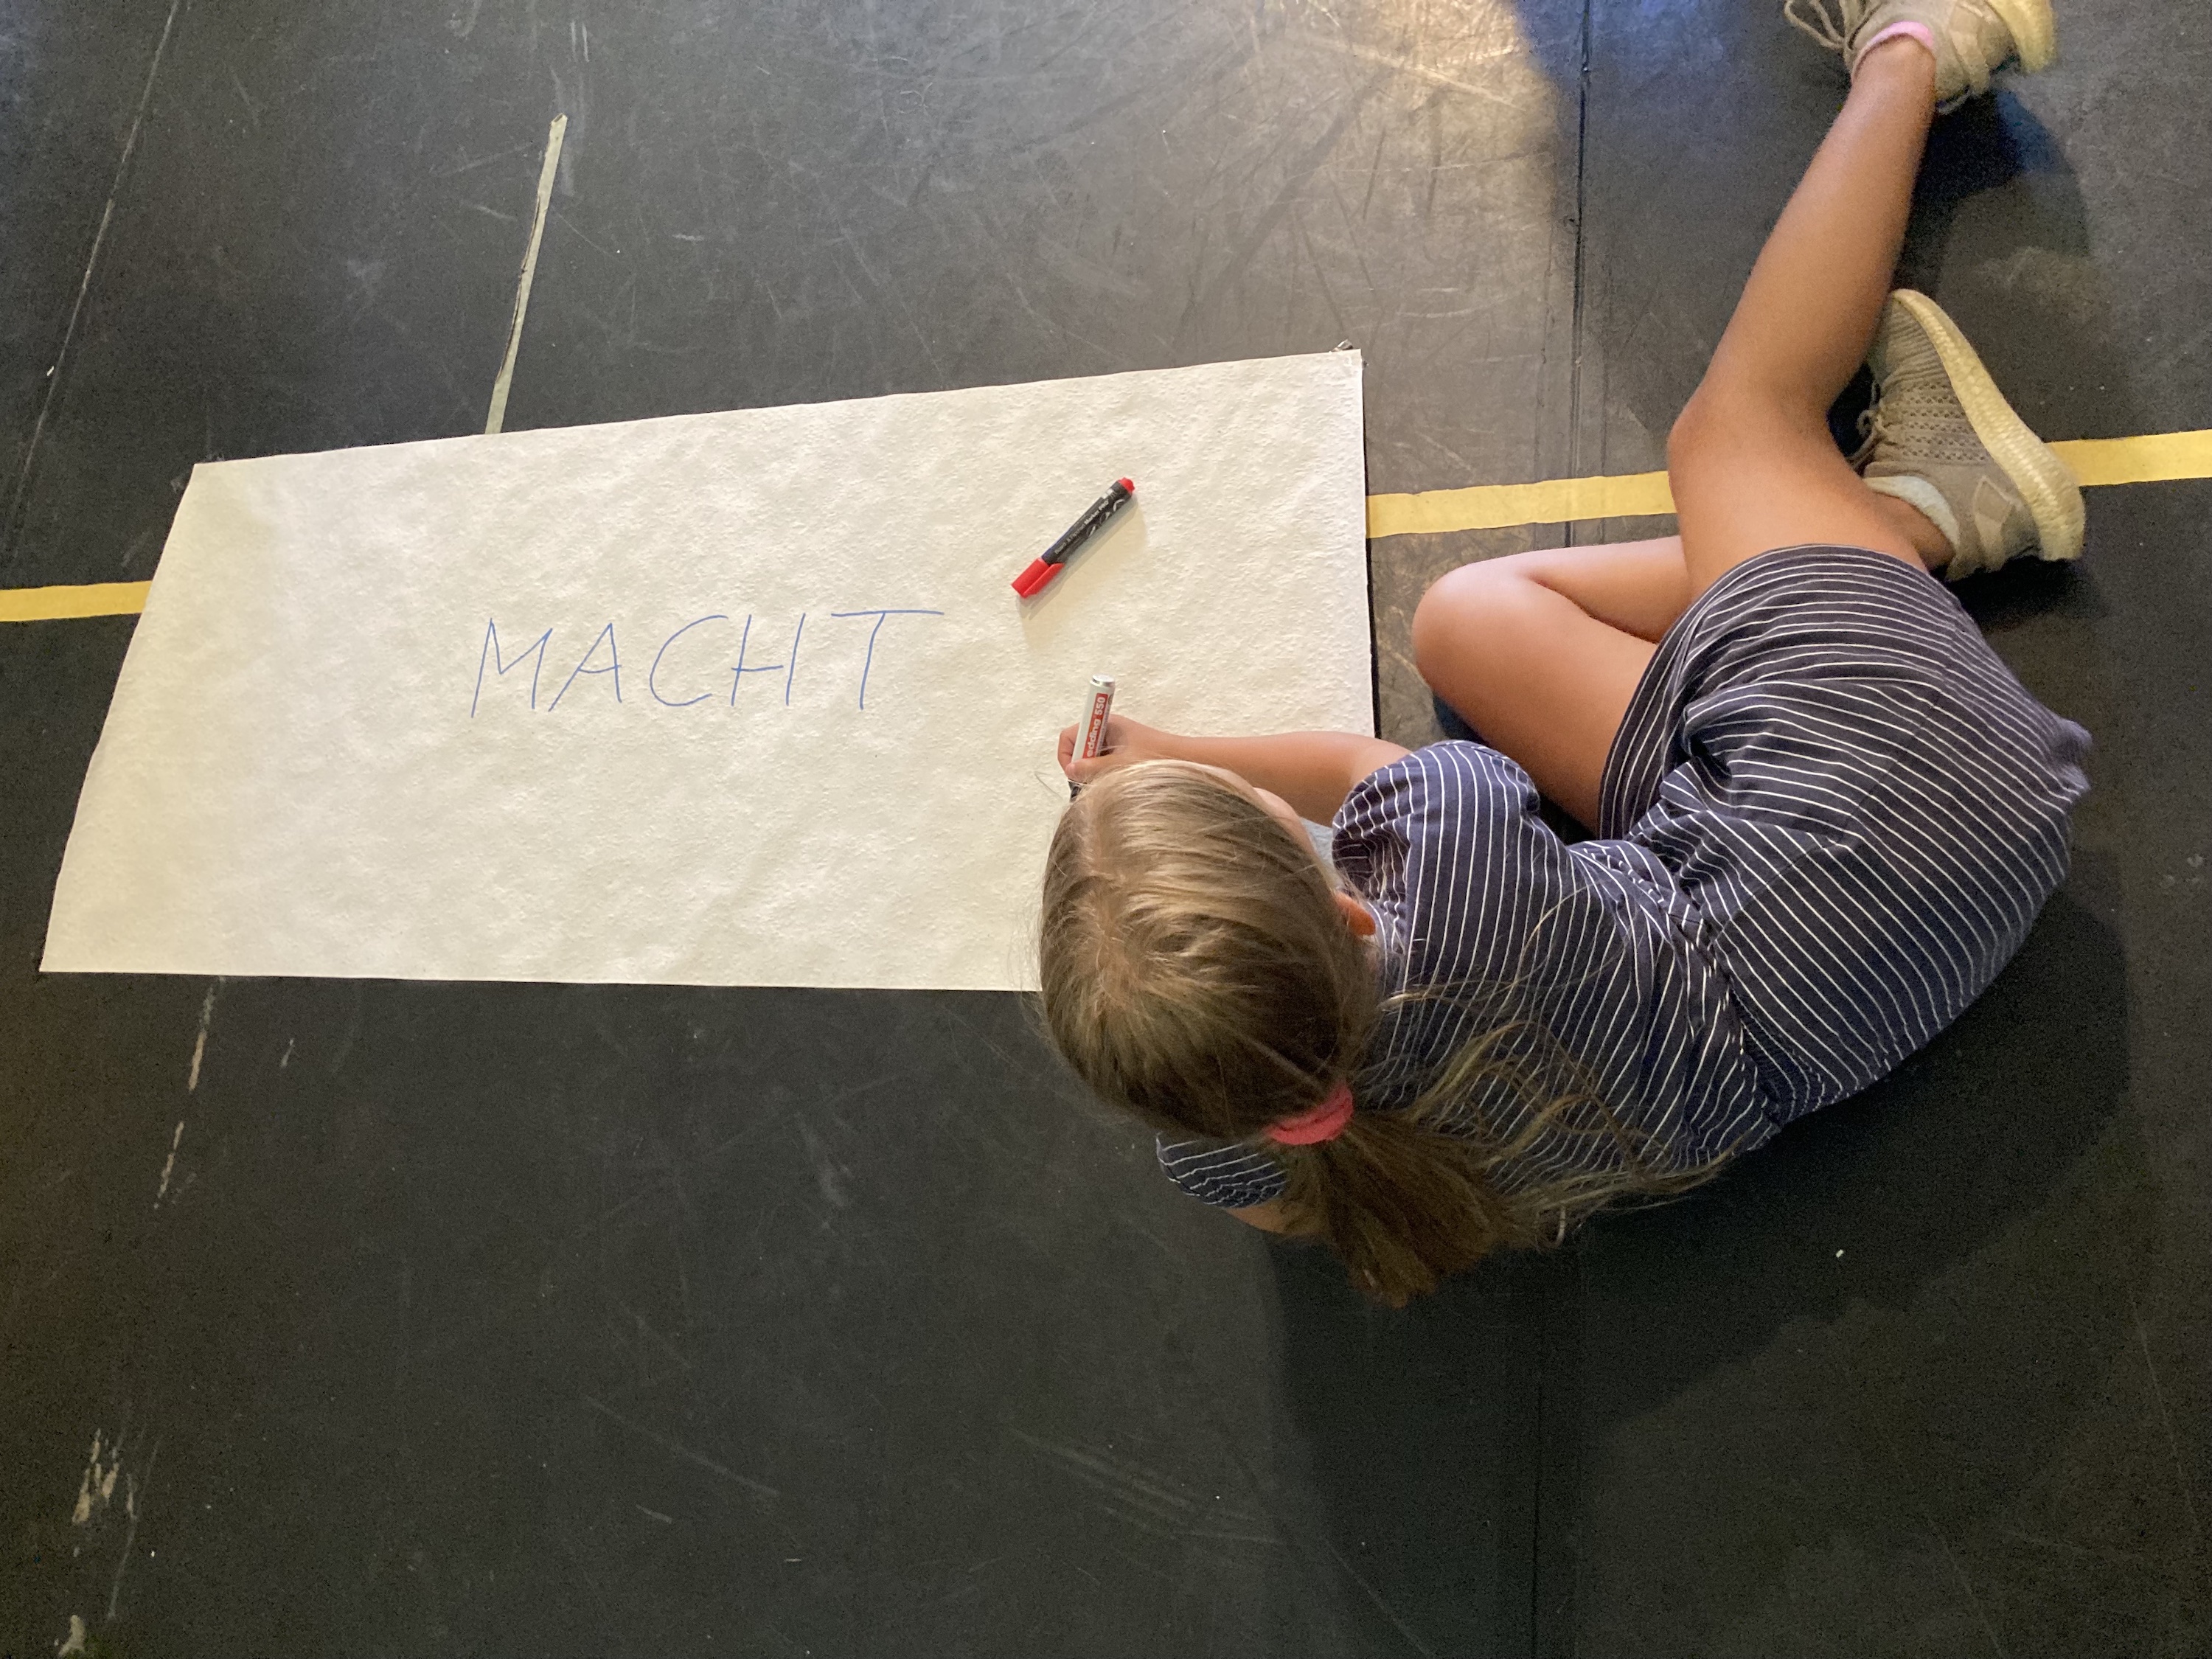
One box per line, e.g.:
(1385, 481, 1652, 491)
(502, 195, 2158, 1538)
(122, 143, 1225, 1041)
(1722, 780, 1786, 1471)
(1268, 1080, 1356, 1146)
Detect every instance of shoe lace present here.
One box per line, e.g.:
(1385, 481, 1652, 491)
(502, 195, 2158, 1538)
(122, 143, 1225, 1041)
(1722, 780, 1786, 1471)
(1851, 401, 1888, 469)
(1783, 0, 1871, 54)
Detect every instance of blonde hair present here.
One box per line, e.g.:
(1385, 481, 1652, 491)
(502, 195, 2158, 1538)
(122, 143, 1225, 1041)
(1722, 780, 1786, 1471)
(1038, 761, 1722, 1306)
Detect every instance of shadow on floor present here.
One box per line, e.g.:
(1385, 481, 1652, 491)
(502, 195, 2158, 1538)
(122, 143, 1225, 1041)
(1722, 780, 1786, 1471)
(1568, 878, 2133, 1420)
(1255, 863, 2136, 1656)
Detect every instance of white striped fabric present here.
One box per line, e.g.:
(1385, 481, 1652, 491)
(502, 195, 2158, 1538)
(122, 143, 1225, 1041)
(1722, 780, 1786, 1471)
(1160, 546, 2090, 1210)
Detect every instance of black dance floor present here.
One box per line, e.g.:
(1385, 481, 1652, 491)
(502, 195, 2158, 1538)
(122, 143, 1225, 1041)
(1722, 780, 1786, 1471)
(3, 1, 2204, 1652)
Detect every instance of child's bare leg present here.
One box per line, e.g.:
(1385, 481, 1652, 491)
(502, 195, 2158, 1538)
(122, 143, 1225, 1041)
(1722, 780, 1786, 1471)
(1668, 38, 1947, 589)
(1412, 538, 1689, 828)
(1481, 536, 1695, 644)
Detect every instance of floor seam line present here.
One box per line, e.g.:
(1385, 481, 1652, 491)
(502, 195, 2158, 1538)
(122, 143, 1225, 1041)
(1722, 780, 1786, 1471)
(1, 0, 184, 571)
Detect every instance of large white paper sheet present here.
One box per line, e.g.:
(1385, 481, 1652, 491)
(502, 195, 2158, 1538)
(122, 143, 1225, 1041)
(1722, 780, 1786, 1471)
(44, 352, 1371, 990)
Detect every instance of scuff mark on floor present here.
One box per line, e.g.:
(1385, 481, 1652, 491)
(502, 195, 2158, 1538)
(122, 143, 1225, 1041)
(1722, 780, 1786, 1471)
(187, 981, 219, 1091)
(104, 1443, 154, 1623)
(156, 1121, 184, 1206)
(794, 1119, 852, 1210)
(105, 1470, 139, 1619)
(72, 1430, 120, 1527)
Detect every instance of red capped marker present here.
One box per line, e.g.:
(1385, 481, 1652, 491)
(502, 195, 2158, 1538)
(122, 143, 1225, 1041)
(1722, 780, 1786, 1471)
(1012, 478, 1135, 597)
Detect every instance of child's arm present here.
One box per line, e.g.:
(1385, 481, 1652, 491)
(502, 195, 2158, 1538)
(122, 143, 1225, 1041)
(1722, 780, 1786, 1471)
(1229, 1197, 1316, 1236)
(1060, 717, 1409, 823)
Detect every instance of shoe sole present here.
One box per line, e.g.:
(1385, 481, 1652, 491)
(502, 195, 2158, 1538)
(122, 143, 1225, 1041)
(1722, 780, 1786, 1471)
(1891, 288, 2084, 563)
(1983, 0, 2058, 74)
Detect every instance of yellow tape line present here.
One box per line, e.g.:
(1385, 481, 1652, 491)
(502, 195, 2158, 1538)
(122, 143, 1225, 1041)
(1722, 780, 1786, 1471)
(0, 581, 152, 622)
(4, 430, 2208, 621)
(1368, 470, 1675, 536)
(2049, 428, 2212, 487)
(1365, 426, 2212, 540)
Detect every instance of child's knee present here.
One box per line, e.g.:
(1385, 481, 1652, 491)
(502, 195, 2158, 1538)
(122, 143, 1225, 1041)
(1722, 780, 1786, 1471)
(1411, 561, 1525, 683)
(1411, 564, 1484, 669)
(1671, 381, 1826, 479)
(1668, 386, 1733, 475)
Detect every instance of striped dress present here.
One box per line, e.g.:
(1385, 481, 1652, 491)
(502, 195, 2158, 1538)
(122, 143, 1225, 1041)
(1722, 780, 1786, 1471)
(1159, 546, 2090, 1208)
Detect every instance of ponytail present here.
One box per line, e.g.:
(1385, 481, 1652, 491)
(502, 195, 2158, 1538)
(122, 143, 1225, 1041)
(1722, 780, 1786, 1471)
(1270, 1018, 1720, 1306)
(1274, 1112, 1523, 1304)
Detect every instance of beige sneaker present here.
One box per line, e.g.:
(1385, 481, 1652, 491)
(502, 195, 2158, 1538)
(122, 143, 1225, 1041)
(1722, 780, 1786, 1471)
(1855, 290, 2084, 580)
(1784, 0, 2056, 105)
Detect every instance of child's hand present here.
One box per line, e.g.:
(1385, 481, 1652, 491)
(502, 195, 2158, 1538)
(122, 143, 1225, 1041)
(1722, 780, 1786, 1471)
(1060, 715, 1179, 786)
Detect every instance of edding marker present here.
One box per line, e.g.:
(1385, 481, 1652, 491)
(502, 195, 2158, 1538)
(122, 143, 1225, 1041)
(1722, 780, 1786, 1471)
(1069, 674, 1115, 799)
(1012, 478, 1135, 597)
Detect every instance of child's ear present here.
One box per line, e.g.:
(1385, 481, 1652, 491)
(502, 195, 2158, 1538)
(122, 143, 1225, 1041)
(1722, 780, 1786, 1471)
(1333, 891, 1377, 938)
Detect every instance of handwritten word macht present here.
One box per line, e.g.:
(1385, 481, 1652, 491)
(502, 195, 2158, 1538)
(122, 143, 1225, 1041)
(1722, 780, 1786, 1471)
(470, 610, 945, 717)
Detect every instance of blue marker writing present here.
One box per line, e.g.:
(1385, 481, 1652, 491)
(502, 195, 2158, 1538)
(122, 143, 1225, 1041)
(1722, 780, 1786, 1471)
(728, 613, 807, 706)
(548, 622, 622, 712)
(472, 619, 553, 716)
(830, 609, 945, 709)
(650, 615, 729, 709)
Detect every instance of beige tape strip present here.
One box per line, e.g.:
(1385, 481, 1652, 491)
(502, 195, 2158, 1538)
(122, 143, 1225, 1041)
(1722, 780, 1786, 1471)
(7, 430, 2211, 623)
(484, 113, 568, 437)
